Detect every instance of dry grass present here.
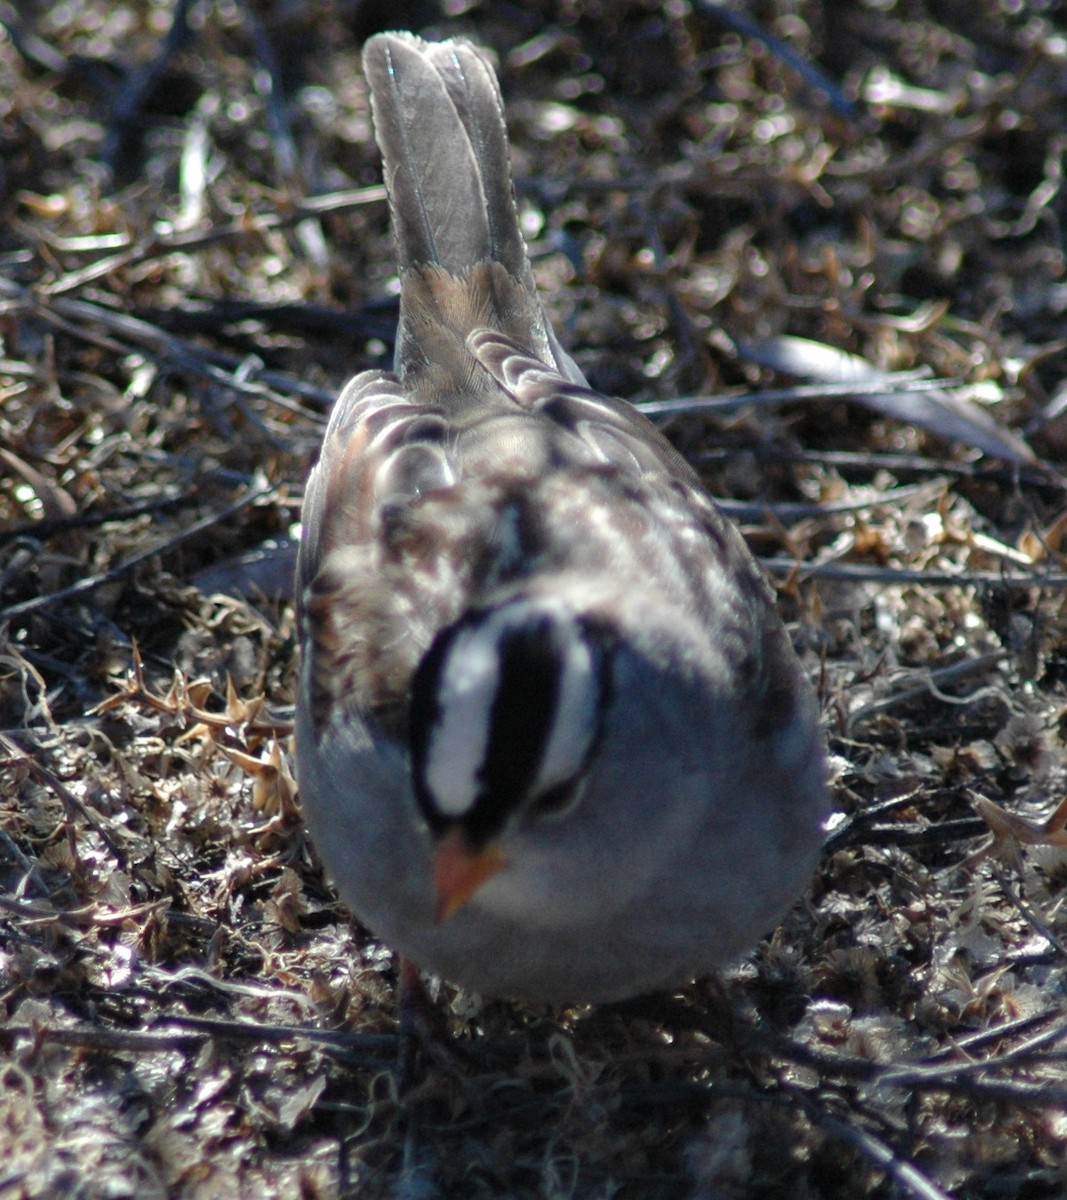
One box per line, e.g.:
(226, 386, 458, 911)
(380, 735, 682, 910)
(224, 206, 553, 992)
(2, 1, 1067, 1197)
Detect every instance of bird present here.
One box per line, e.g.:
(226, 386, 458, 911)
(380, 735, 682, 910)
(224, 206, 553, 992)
(294, 30, 829, 1005)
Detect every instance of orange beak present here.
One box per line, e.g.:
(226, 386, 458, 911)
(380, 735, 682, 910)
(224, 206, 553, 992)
(432, 826, 508, 923)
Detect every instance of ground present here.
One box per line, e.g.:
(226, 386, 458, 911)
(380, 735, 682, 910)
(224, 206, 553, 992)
(2, 1, 1067, 1197)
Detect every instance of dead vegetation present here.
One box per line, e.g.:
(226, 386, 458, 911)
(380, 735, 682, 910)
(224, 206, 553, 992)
(2, 1, 1067, 1196)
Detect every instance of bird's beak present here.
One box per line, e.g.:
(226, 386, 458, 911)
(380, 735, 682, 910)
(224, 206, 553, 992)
(433, 826, 507, 923)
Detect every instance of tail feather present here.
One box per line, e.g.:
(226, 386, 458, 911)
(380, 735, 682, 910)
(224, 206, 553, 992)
(363, 33, 531, 283)
(363, 31, 569, 380)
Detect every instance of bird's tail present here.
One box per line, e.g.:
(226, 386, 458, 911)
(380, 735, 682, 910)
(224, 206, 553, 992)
(362, 32, 562, 381)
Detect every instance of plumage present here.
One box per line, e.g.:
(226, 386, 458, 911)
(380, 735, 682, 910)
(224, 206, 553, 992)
(295, 31, 829, 1003)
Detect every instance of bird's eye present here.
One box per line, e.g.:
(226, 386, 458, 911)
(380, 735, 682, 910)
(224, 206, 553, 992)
(528, 774, 586, 819)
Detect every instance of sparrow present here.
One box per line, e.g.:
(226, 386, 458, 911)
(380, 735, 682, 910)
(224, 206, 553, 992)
(294, 30, 828, 1004)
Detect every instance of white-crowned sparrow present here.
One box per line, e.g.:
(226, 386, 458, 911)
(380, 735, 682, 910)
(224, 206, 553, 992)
(295, 31, 829, 1004)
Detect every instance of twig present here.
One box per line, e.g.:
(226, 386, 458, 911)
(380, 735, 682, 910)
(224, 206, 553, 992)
(989, 862, 1067, 961)
(103, 0, 197, 175)
(761, 558, 1067, 588)
(0, 476, 272, 621)
(32, 187, 387, 297)
(847, 652, 1011, 732)
(798, 1097, 955, 1200)
(698, 1, 862, 121)
(0, 733, 127, 859)
(0, 492, 206, 549)
(639, 373, 963, 415)
(0, 283, 335, 416)
(693, 445, 1057, 491)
